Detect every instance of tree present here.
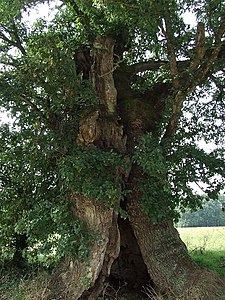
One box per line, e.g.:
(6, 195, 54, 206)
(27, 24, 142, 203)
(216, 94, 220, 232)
(178, 196, 225, 227)
(0, 0, 225, 299)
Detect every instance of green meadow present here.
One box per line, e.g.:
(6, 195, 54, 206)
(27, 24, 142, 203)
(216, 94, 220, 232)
(178, 226, 225, 277)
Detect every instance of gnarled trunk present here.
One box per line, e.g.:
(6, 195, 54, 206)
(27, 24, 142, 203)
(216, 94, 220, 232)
(127, 165, 225, 299)
(45, 36, 225, 300)
(46, 195, 120, 300)
(46, 192, 225, 300)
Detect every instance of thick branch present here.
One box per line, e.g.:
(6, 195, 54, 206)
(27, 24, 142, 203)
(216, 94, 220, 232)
(128, 41, 225, 78)
(91, 36, 117, 113)
(129, 60, 166, 74)
(161, 90, 186, 142)
(11, 21, 26, 56)
(161, 15, 225, 144)
(128, 60, 190, 76)
(194, 14, 225, 84)
(189, 22, 205, 71)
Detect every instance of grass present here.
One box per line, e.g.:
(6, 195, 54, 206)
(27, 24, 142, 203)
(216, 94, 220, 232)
(178, 226, 225, 277)
(0, 268, 50, 300)
(1, 227, 224, 299)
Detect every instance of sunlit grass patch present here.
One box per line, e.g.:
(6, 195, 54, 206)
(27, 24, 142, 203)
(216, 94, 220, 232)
(178, 226, 225, 277)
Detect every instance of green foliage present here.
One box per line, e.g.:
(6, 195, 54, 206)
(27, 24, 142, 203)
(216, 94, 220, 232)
(134, 134, 177, 222)
(0, 125, 93, 266)
(0, 0, 224, 267)
(134, 133, 224, 222)
(58, 147, 127, 206)
(169, 140, 224, 203)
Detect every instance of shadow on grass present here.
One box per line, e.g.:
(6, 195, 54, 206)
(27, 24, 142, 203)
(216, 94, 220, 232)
(190, 250, 225, 277)
(0, 264, 51, 300)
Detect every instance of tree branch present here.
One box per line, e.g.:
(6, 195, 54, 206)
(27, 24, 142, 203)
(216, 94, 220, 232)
(64, 0, 95, 42)
(161, 15, 225, 145)
(11, 21, 26, 56)
(209, 74, 225, 93)
(128, 60, 190, 76)
(161, 90, 186, 143)
(127, 41, 225, 78)
(160, 12, 180, 89)
(194, 13, 225, 84)
(189, 22, 205, 71)
(20, 95, 48, 122)
(0, 22, 26, 55)
(129, 60, 166, 74)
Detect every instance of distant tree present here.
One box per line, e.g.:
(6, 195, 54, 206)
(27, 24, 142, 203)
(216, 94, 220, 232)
(0, 0, 225, 299)
(178, 196, 225, 227)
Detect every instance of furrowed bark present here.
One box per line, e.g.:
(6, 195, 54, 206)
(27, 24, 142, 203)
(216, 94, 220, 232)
(46, 36, 126, 300)
(126, 164, 225, 299)
(46, 195, 120, 300)
(46, 33, 225, 300)
(91, 36, 117, 113)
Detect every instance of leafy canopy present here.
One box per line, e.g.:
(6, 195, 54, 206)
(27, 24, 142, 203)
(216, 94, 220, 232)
(0, 0, 224, 264)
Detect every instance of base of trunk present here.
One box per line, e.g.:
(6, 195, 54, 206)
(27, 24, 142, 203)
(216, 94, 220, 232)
(44, 197, 225, 300)
(44, 217, 154, 300)
(110, 218, 152, 288)
(106, 217, 153, 299)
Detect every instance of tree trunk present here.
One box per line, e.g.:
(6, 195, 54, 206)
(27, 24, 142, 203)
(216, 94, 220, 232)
(46, 190, 225, 300)
(45, 37, 225, 299)
(12, 233, 28, 269)
(46, 195, 120, 300)
(126, 164, 225, 299)
(46, 36, 128, 300)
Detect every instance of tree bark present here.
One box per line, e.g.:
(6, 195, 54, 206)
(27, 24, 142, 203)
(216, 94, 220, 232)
(45, 36, 225, 300)
(46, 195, 120, 300)
(126, 164, 225, 299)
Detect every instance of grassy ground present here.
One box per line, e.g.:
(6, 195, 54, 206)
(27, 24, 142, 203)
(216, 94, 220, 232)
(0, 268, 51, 300)
(1, 227, 224, 299)
(178, 226, 225, 277)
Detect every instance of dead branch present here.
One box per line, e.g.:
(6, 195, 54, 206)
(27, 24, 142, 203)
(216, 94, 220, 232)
(160, 11, 180, 89)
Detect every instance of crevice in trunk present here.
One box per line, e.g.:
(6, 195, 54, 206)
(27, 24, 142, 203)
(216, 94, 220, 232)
(110, 217, 152, 290)
(126, 164, 225, 299)
(79, 216, 154, 300)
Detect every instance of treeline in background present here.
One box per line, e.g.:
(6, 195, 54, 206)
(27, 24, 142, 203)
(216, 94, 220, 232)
(177, 195, 225, 227)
